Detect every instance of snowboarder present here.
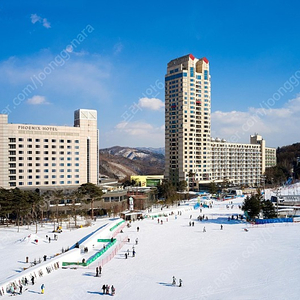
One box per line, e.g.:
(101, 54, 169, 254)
(111, 285, 115, 296)
(102, 284, 106, 294)
(41, 284, 45, 294)
(96, 267, 99, 277)
(179, 279, 182, 287)
(172, 276, 176, 286)
(203, 227, 206, 233)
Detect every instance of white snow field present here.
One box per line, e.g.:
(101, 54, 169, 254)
(0, 196, 300, 300)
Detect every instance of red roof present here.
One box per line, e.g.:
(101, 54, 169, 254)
(202, 57, 209, 64)
(189, 54, 195, 60)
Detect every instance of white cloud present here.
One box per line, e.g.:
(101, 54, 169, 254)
(113, 42, 123, 55)
(42, 18, 51, 29)
(30, 14, 51, 29)
(138, 97, 164, 111)
(0, 52, 112, 104)
(103, 121, 164, 147)
(30, 14, 41, 24)
(27, 95, 49, 105)
(211, 95, 300, 147)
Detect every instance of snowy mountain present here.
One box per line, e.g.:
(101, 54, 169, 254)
(99, 146, 164, 179)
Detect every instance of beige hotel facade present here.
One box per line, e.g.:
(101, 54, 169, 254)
(0, 109, 99, 189)
(164, 54, 276, 188)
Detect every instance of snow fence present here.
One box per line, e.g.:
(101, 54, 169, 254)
(0, 218, 126, 297)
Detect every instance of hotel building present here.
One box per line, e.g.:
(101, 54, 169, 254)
(164, 54, 276, 188)
(0, 109, 99, 189)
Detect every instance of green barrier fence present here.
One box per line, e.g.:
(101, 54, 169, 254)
(109, 220, 125, 232)
(62, 238, 116, 267)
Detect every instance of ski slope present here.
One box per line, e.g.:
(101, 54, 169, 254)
(0, 197, 300, 300)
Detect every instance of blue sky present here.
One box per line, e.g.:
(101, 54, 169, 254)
(1, 0, 300, 148)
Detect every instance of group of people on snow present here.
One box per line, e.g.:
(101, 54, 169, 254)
(172, 276, 182, 287)
(102, 284, 115, 295)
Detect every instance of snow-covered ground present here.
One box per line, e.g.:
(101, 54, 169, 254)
(0, 197, 300, 300)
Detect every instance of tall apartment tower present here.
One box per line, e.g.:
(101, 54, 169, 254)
(165, 54, 211, 188)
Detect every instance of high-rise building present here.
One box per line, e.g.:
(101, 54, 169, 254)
(164, 54, 276, 189)
(0, 109, 99, 189)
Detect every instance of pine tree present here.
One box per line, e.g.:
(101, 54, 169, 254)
(261, 200, 277, 219)
(242, 194, 261, 221)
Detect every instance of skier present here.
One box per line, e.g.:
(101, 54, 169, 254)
(172, 276, 176, 286)
(102, 284, 106, 294)
(203, 226, 206, 233)
(106, 285, 110, 294)
(220, 225, 223, 230)
(125, 253, 128, 259)
(96, 267, 99, 277)
(19, 285, 23, 295)
(99, 266, 102, 275)
(179, 279, 182, 287)
(133, 250, 136, 257)
(135, 238, 138, 245)
(111, 285, 115, 296)
(24, 277, 28, 286)
(31, 275, 35, 285)
(41, 284, 45, 294)
(48, 237, 51, 243)
(137, 226, 139, 232)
